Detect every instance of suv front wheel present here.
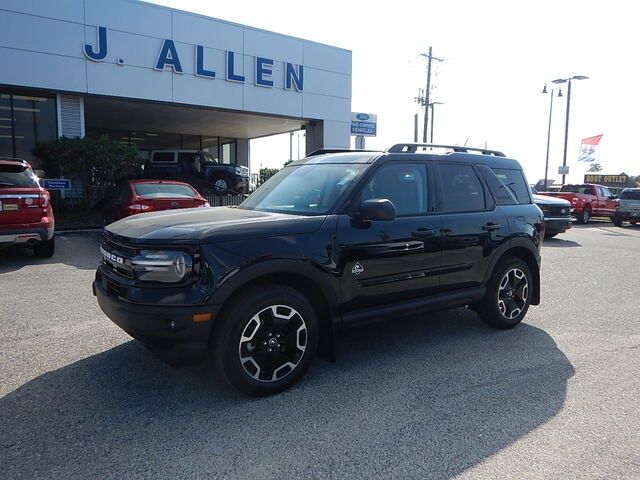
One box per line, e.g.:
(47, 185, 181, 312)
(212, 285, 319, 396)
(476, 255, 532, 329)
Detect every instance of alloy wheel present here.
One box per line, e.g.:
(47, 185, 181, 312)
(497, 268, 529, 320)
(238, 305, 308, 383)
(214, 178, 228, 191)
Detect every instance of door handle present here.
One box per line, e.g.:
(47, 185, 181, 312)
(482, 223, 502, 231)
(412, 228, 436, 239)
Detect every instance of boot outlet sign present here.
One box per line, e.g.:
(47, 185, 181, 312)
(83, 26, 304, 92)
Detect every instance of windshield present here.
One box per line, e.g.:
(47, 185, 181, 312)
(0, 164, 39, 188)
(133, 183, 198, 199)
(239, 163, 368, 215)
(620, 190, 640, 200)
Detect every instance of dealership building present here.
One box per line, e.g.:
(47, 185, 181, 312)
(0, 0, 352, 170)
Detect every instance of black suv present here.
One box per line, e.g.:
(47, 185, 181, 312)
(94, 144, 544, 396)
(144, 150, 249, 194)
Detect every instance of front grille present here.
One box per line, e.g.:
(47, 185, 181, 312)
(541, 205, 570, 217)
(100, 238, 136, 279)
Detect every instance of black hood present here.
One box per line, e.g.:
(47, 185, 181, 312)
(105, 207, 327, 244)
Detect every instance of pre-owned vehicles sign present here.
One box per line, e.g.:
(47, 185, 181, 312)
(351, 112, 377, 137)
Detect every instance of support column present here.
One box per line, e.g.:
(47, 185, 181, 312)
(305, 120, 350, 155)
(236, 138, 250, 169)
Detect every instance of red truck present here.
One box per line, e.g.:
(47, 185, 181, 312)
(540, 183, 617, 224)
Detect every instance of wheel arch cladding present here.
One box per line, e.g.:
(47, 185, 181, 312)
(210, 264, 338, 362)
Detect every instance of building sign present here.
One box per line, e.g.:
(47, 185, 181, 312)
(83, 26, 304, 92)
(351, 112, 377, 136)
(42, 179, 71, 190)
(584, 174, 630, 187)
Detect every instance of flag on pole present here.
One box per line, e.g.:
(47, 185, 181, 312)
(577, 134, 603, 162)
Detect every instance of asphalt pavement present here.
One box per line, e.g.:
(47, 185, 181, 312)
(1, 223, 639, 479)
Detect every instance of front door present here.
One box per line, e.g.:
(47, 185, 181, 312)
(338, 162, 442, 312)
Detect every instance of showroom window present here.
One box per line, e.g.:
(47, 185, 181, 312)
(0, 90, 57, 166)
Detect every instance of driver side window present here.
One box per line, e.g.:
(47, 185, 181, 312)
(361, 164, 428, 217)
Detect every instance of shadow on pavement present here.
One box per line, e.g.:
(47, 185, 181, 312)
(542, 237, 582, 248)
(1, 309, 574, 479)
(0, 231, 102, 274)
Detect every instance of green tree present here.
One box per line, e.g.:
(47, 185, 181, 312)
(35, 136, 140, 205)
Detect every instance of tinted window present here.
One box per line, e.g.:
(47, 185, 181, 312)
(151, 152, 176, 163)
(599, 186, 612, 197)
(620, 190, 640, 200)
(240, 164, 367, 215)
(0, 163, 39, 188)
(492, 168, 531, 204)
(361, 164, 428, 216)
(133, 183, 198, 198)
(438, 164, 486, 212)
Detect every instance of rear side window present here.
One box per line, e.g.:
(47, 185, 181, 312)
(492, 168, 531, 204)
(437, 164, 486, 212)
(151, 152, 176, 163)
(0, 163, 39, 188)
(620, 190, 640, 200)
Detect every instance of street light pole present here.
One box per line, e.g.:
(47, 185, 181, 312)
(541, 85, 558, 190)
(428, 101, 444, 143)
(552, 75, 588, 185)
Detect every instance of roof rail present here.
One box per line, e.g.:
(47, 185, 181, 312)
(305, 148, 378, 157)
(386, 143, 506, 157)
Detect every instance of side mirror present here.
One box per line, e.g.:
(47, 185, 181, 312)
(357, 199, 396, 221)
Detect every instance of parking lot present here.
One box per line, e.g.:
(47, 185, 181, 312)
(1, 223, 639, 479)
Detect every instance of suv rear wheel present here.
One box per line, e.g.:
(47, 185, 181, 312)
(212, 285, 319, 396)
(477, 255, 532, 329)
(210, 174, 231, 194)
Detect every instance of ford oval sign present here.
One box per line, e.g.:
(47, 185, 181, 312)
(356, 113, 370, 121)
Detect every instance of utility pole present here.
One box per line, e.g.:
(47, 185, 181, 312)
(420, 47, 443, 142)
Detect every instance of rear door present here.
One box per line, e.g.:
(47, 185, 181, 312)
(436, 162, 509, 290)
(338, 161, 442, 312)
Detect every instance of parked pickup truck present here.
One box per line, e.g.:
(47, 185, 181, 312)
(539, 183, 616, 224)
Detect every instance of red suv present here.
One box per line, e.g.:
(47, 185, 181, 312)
(0, 158, 55, 257)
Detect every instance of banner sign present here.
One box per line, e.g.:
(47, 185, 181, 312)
(578, 134, 603, 162)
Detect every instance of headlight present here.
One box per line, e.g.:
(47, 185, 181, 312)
(131, 250, 193, 283)
(560, 208, 567, 214)
(235, 166, 243, 175)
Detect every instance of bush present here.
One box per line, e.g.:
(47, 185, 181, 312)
(35, 136, 140, 205)
(259, 167, 279, 186)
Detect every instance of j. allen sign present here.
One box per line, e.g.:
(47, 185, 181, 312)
(83, 26, 304, 91)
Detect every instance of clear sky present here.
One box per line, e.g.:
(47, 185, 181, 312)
(149, 0, 639, 183)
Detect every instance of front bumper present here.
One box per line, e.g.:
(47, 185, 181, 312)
(544, 217, 572, 234)
(615, 211, 640, 221)
(93, 279, 218, 365)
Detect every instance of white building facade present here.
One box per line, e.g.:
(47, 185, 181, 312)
(0, 0, 352, 168)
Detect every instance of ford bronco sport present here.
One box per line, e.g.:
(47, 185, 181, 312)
(94, 143, 544, 396)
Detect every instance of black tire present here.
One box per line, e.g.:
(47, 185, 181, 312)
(209, 174, 231, 194)
(477, 255, 533, 329)
(576, 207, 591, 224)
(613, 217, 623, 227)
(631, 221, 637, 226)
(33, 236, 55, 258)
(544, 233, 557, 239)
(211, 285, 319, 396)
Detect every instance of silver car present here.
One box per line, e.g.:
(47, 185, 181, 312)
(613, 188, 640, 226)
